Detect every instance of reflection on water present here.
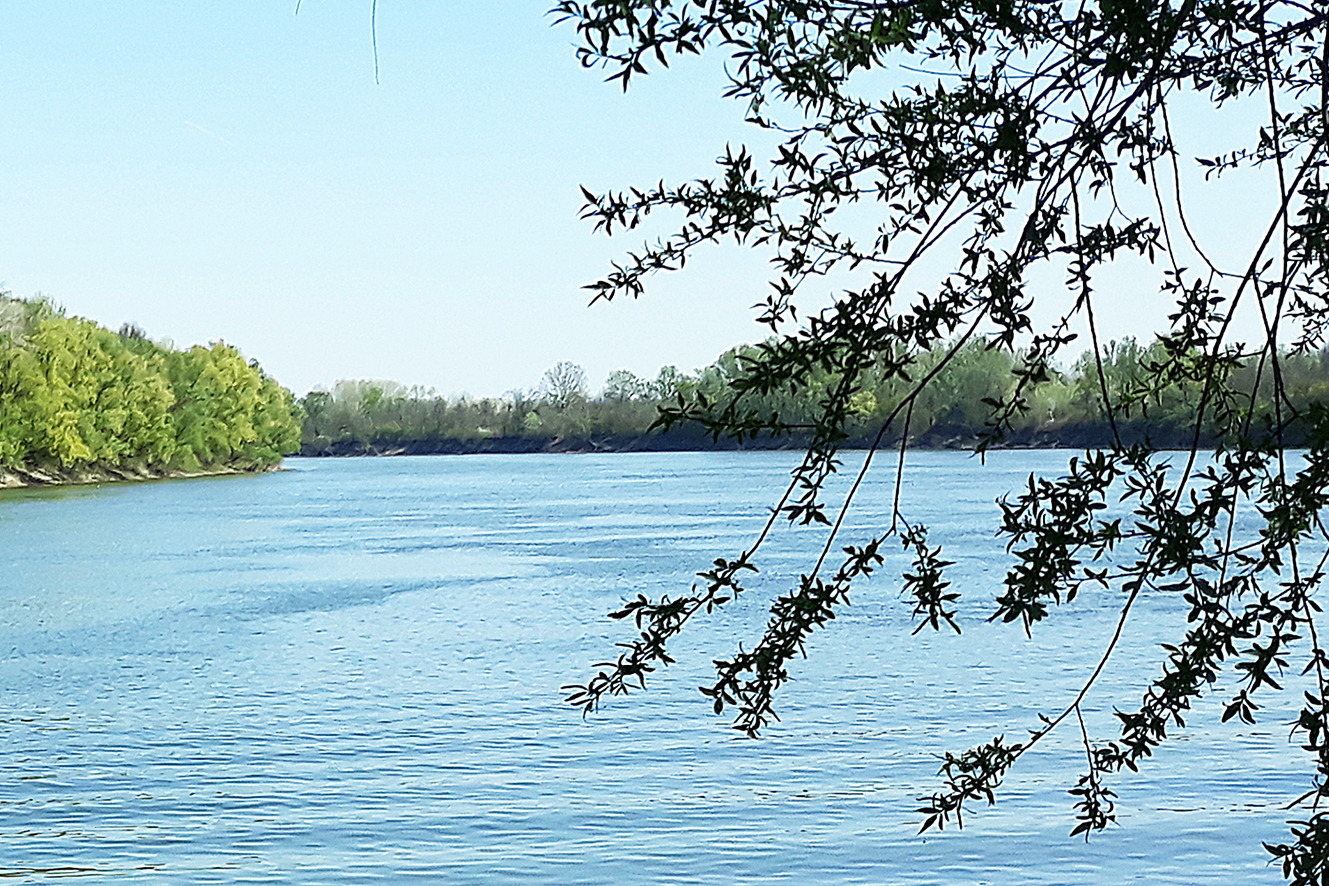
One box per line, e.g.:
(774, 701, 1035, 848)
(0, 452, 1305, 883)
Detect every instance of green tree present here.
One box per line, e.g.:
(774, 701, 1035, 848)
(537, 361, 593, 437)
(908, 337, 1022, 432)
(0, 338, 46, 465)
(602, 368, 650, 401)
(539, 361, 590, 410)
(16, 316, 175, 466)
(0, 293, 296, 474)
(555, 1, 1329, 880)
(166, 341, 298, 469)
(650, 364, 686, 400)
(250, 373, 303, 462)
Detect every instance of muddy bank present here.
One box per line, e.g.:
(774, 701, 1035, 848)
(298, 419, 1224, 458)
(0, 461, 281, 490)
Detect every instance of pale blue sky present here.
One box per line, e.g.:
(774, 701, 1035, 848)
(1, 2, 772, 397)
(0, 3, 1279, 397)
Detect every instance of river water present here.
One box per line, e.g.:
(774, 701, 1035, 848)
(0, 452, 1311, 883)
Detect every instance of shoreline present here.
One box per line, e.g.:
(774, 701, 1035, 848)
(0, 461, 281, 490)
(297, 423, 1215, 457)
(0, 424, 1229, 489)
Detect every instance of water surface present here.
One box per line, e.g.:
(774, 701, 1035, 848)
(0, 452, 1308, 883)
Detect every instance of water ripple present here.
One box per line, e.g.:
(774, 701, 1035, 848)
(0, 453, 1304, 883)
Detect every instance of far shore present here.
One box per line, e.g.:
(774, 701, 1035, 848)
(297, 422, 1213, 458)
(0, 423, 1227, 491)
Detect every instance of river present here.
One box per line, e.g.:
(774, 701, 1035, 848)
(0, 452, 1309, 883)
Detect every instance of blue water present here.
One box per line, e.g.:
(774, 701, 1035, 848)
(0, 452, 1310, 883)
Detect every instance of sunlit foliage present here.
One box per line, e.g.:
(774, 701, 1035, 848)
(0, 292, 300, 472)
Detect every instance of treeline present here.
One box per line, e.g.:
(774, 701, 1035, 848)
(299, 363, 681, 454)
(0, 293, 301, 475)
(675, 337, 1329, 448)
(299, 339, 1329, 455)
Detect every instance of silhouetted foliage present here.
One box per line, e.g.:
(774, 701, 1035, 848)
(550, 0, 1329, 879)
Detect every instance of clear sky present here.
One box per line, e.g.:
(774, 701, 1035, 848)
(0, 3, 1278, 398)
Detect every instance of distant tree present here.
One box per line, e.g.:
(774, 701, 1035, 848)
(300, 389, 333, 422)
(0, 296, 26, 339)
(602, 368, 651, 401)
(539, 361, 590, 410)
(554, 1, 1329, 880)
(117, 322, 148, 342)
(650, 364, 686, 400)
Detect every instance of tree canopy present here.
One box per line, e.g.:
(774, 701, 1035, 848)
(0, 293, 301, 475)
(552, 1, 1329, 881)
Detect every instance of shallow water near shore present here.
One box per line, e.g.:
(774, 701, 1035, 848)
(0, 451, 1309, 883)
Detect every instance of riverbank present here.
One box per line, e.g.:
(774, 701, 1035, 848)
(297, 421, 1213, 457)
(0, 461, 281, 490)
(300, 433, 795, 457)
